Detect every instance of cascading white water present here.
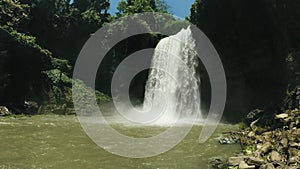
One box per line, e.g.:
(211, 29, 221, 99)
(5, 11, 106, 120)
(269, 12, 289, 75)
(143, 26, 201, 124)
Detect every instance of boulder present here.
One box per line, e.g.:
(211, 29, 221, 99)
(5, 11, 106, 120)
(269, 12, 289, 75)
(248, 131, 256, 138)
(275, 113, 289, 119)
(228, 156, 245, 166)
(291, 129, 300, 135)
(288, 148, 300, 157)
(280, 138, 288, 148)
(262, 131, 273, 136)
(290, 142, 300, 148)
(288, 148, 300, 164)
(0, 106, 11, 116)
(247, 157, 265, 166)
(259, 142, 272, 154)
(270, 151, 281, 162)
(259, 163, 275, 169)
(239, 160, 255, 169)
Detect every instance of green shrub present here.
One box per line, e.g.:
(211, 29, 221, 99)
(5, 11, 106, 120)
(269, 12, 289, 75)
(238, 122, 248, 130)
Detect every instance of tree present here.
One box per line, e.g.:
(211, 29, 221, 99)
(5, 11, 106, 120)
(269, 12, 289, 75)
(155, 0, 169, 13)
(0, 0, 111, 114)
(0, 0, 29, 28)
(117, 0, 169, 16)
(17, 0, 110, 64)
(73, 0, 110, 24)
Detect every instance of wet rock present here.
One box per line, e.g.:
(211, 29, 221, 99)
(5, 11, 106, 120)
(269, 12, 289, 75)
(291, 108, 300, 115)
(0, 106, 11, 116)
(228, 156, 245, 166)
(256, 144, 263, 150)
(259, 142, 272, 154)
(262, 131, 273, 136)
(247, 157, 265, 166)
(280, 138, 288, 148)
(288, 148, 300, 164)
(288, 166, 300, 169)
(248, 131, 255, 138)
(289, 121, 296, 128)
(275, 113, 289, 119)
(288, 156, 299, 165)
(239, 160, 255, 169)
(24, 101, 39, 114)
(290, 142, 300, 147)
(288, 148, 300, 157)
(219, 136, 239, 144)
(259, 163, 275, 169)
(291, 129, 300, 135)
(270, 151, 281, 162)
(209, 158, 226, 169)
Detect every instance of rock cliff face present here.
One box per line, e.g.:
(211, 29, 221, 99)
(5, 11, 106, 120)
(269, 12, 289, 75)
(190, 0, 300, 121)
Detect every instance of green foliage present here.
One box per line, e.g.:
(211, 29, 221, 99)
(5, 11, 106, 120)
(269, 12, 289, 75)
(116, 0, 169, 16)
(41, 69, 111, 114)
(238, 122, 248, 130)
(43, 69, 72, 85)
(43, 56, 73, 105)
(73, 0, 109, 13)
(73, 80, 111, 104)
(95, 90, 111, 104)
(154, 0, 169, 13)
(19, 0, 110, 64)
(0, 0, 29, 27)
(117, 0, 153, 15)
(38, 86, 73, 115)
(0, 25, 52, 58)
(243, 146, 255, 156)
(72, 80, 111, 115)
(189, 0, 202, 23)
(42, 69, 71, 103)
(81, 7, 101, 24)
(74, 0, 110, 25)
(51, 57, 72, 72)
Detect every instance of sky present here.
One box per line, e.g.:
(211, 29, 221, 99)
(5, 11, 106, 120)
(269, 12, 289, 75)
(109, 0, 194, 19)
(69, 0, 194, 18)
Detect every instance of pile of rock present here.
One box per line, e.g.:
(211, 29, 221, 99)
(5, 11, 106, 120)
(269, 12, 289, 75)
(226, 108, 300, 169)
(227, 156, 264, 169)
(222, 86, 300, 169)
(274, 109, 300, 129)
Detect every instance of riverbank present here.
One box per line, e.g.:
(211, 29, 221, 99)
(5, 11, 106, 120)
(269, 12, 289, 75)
(225, 86, 300, 169)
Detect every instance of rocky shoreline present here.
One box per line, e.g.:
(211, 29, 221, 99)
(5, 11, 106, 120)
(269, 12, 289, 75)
(226, 118, 300, 168)
(217, 86, 300, 169)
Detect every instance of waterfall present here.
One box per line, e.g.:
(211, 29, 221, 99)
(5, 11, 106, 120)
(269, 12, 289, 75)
(143, 26, 201, 124)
